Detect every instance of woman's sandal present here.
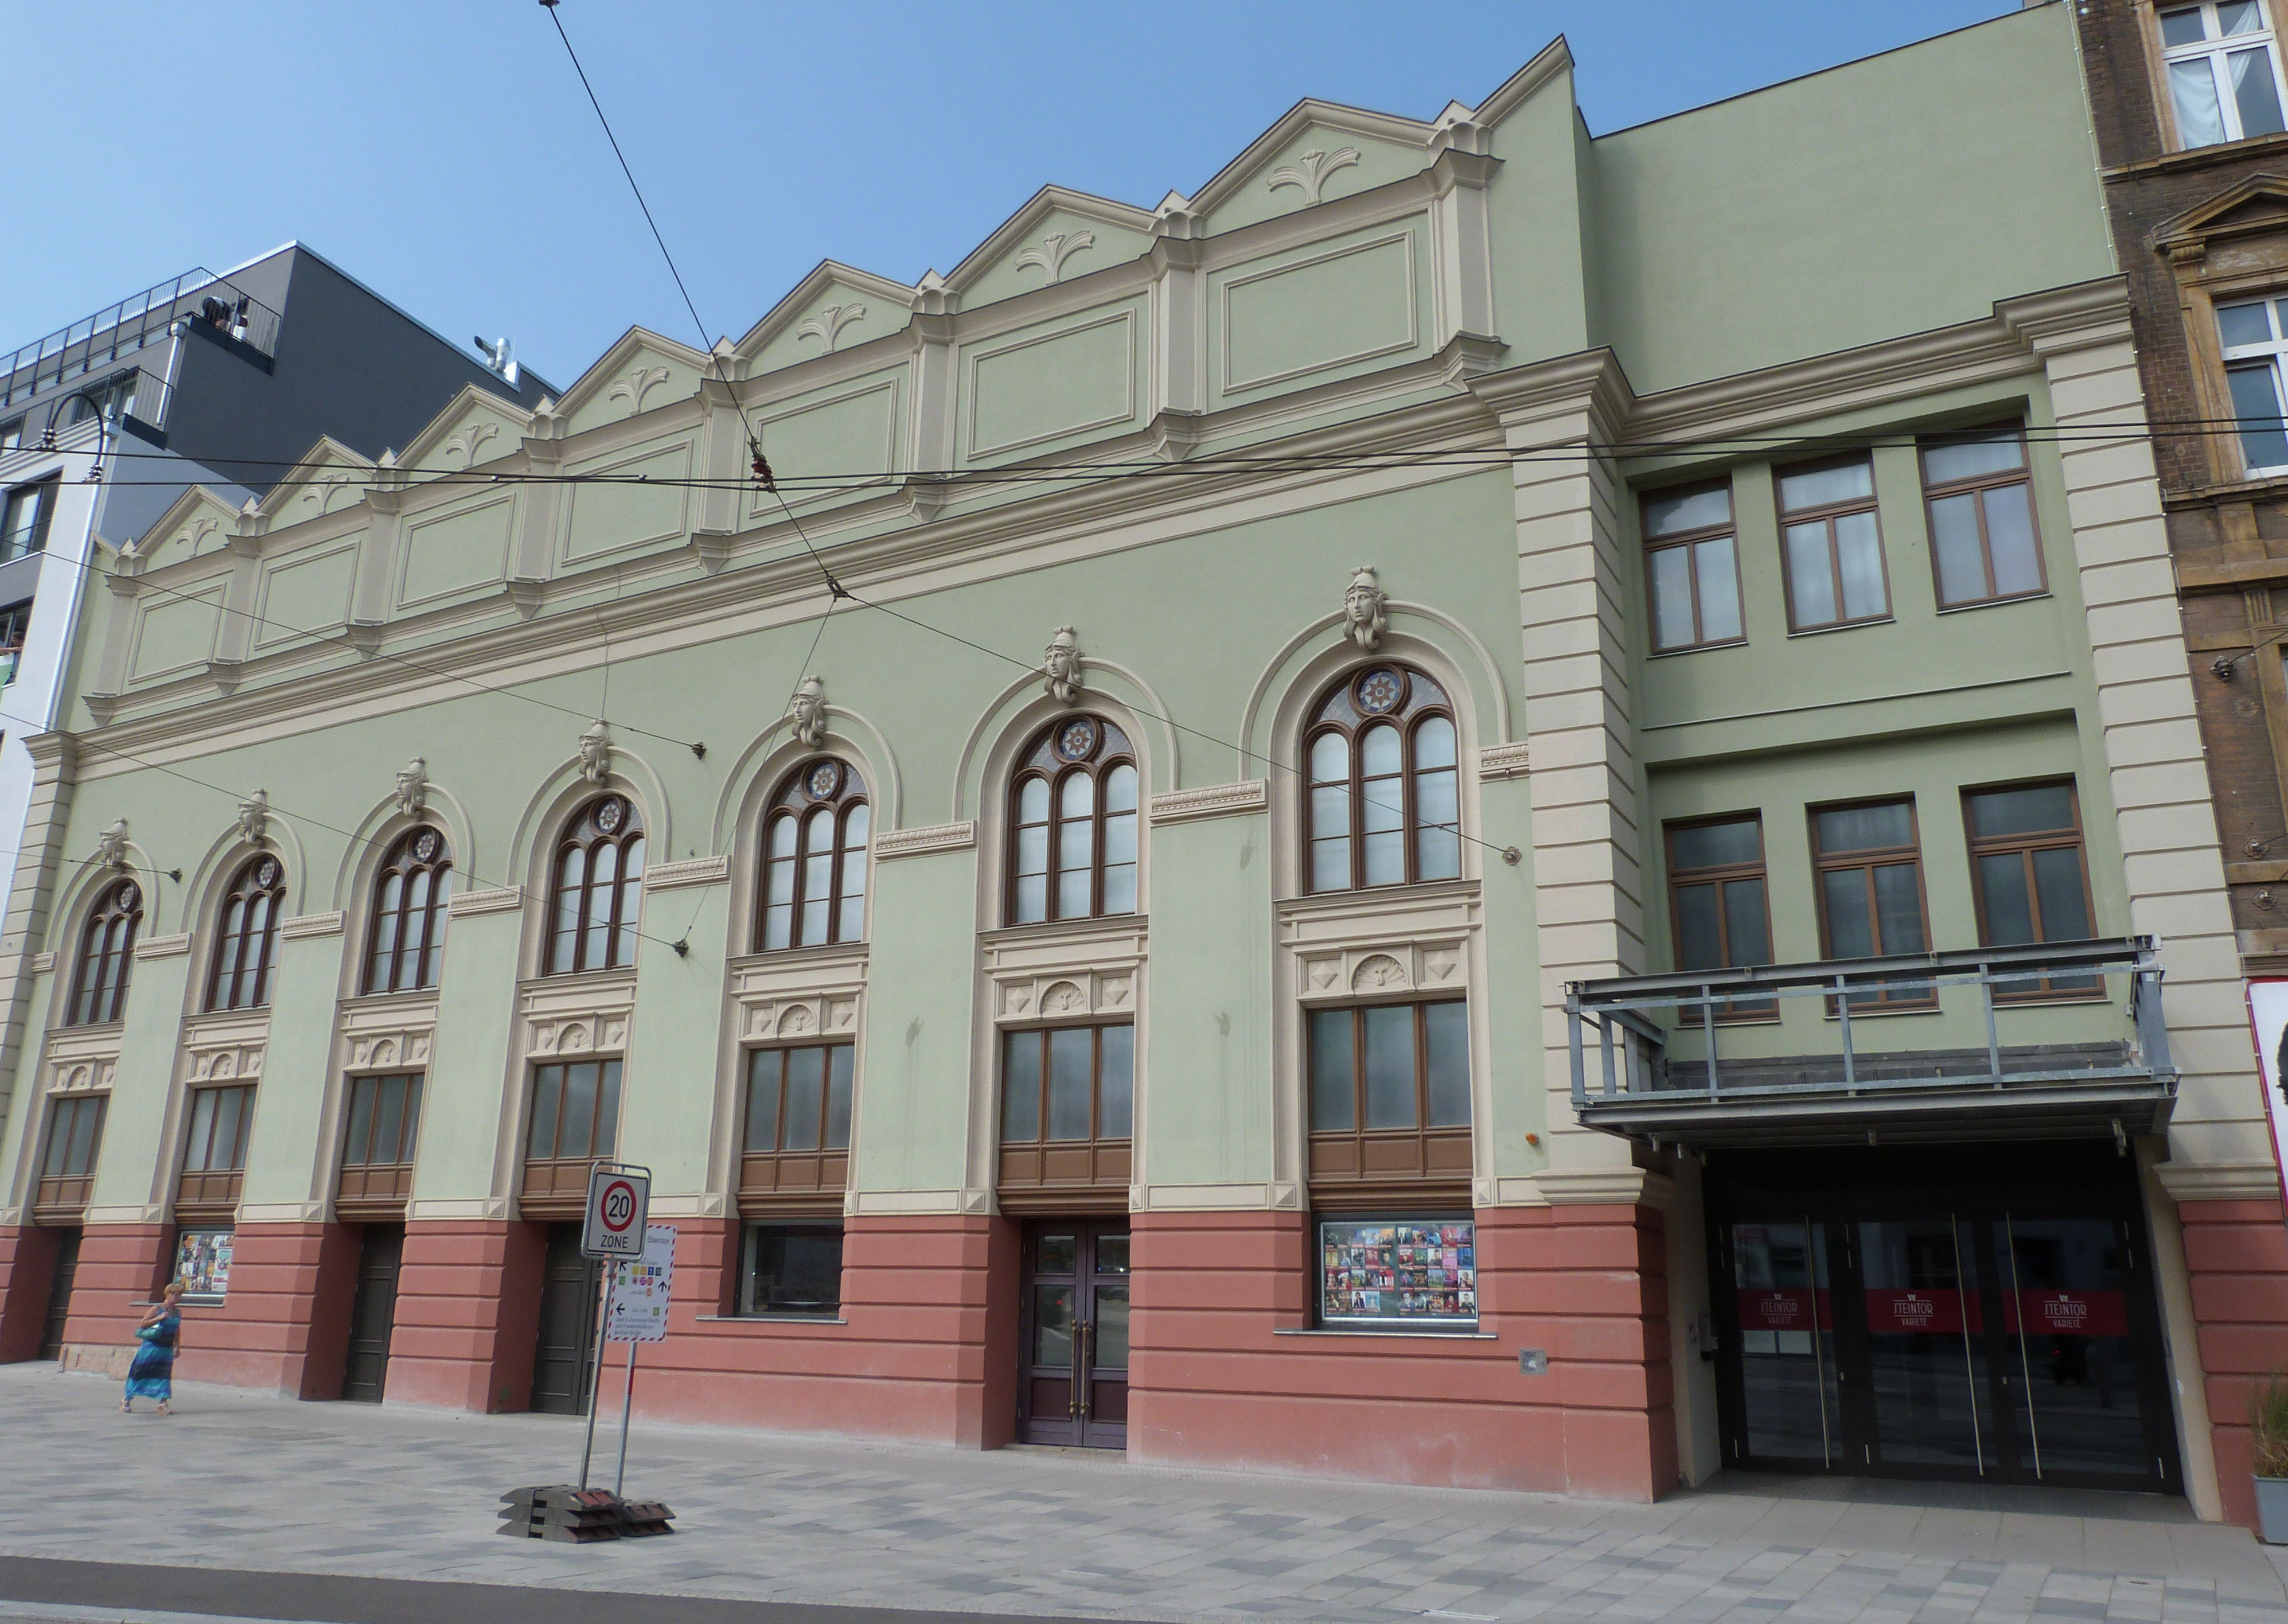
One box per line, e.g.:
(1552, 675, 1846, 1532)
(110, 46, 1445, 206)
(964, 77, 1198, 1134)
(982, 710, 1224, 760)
(155, 1402, 170, 1416)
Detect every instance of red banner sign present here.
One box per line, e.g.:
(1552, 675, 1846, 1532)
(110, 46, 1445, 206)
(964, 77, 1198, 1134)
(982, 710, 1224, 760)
(1864, 1287, 1982, 1334)
(2004, 1289, 2127, 1338)
(1736, 1287, 1831, 1331)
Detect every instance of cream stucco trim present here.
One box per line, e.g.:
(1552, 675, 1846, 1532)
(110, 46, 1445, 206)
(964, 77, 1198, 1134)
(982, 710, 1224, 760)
(446, 885, 521, 917)
(1148, 780, 1267, 823)
(874, 820, 975, 859)
(2154, 1159, 2283, 1201)
(644, 855, 731, 891)
(278, 912, 343, 940)
(131, 933, 191, 960)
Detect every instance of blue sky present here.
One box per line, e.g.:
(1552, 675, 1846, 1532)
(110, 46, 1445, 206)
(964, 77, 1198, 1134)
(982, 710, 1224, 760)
(6, 1, 2020, 392)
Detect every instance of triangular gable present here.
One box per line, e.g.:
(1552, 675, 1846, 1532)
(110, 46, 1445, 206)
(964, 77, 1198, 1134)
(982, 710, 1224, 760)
(258, 436, 375, 526)
(556, 327, 712, 436)
(1470, 37, 1573, 130)
(2151, 173, 2288, 254)
(1191, 99, 1439, 236)
(739, 260, 920, 376)
(131, 485, 245, 571)
(395, 383, 536, 482)
(945, 186, 1157, 310)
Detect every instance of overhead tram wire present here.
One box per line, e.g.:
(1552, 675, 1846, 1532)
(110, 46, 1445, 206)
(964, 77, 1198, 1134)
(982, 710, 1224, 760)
(0, 704, 710, 967)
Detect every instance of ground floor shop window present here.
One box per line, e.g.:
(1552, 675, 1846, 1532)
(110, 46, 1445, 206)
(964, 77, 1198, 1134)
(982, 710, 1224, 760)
(174, 1226, 233, 1303)
(741, 1221, 843, 1316)
(1316, 1214, 1477, 1330)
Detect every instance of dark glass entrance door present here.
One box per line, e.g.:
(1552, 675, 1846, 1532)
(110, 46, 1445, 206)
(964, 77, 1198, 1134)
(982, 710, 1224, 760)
(532, 1221, 600, 1415)
(1716, 1185, 2176, 1491)
(38, 1228, 81, 1360)
(1017, 1222, 1129, 1448)
(342, 1225, 404, 1403)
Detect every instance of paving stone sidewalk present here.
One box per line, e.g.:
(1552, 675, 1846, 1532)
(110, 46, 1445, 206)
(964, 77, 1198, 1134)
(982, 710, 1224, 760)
(3, 1362, 2285, 1624)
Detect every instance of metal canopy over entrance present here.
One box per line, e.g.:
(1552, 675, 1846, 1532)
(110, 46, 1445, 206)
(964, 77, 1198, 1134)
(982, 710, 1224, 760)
(1565, 939, 2176, 1150)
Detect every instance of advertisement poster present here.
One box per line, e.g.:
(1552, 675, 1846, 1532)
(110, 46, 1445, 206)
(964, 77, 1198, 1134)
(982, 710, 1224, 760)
(174, 1228, 233, 1302)
(1318, 1218, 1476, 1327)
(607, 1224, 675, 1343)
(2244, 979, 2288, 1209)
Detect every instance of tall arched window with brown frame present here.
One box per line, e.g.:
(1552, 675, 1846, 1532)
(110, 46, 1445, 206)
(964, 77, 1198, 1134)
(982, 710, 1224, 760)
(363, 827, 453, 995)
(758, 760, 870, 952)
(67, 878, 142, 1026)
(206, 854, 284, 1012)
(1008, 715, 1138, 925)
(548, 795, 645, 975)
(1304, 665, 1461, 893)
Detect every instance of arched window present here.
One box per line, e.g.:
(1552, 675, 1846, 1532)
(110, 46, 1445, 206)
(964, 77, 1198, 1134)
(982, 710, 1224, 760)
(364, 827, 453, 994)
(1305, 665, 1461, 893)
(206, 854, 284, 1011)
(1009, 715, 1138, 924)
(67, 878, 141, 1026)
(758, 760, 869, 951)
(548, 795, 645, 975)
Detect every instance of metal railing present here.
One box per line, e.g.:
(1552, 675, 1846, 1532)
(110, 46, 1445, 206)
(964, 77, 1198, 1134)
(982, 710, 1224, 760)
(0, 269, 281, 413)
(1567, 937, 2174, 1114)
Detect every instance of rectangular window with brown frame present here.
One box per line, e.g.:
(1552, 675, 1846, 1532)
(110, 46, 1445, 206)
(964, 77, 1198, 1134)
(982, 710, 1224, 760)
(1642, 482, 1744, 653)
(999, 1023, 1132, 1208)
(1778, 457, 1890, 632)
(520, 1058, 621, 1213)
(337, 1072, 423, 1217)
(1666, 815, 1776, 1020)
(1307, 1000, 1471, 1204)
(1810, 800, 1932, 1010)
(1919, 424, 2045, 609)
(177, 1083, 255, 1217)
(1963, 780, 2102, 1000)
(740, 1042, 853, 1213)
(35, 1092, 104, 1216)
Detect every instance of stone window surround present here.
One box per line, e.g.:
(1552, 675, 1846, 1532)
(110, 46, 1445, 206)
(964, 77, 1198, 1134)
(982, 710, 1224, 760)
(714, 943, 869, 1218)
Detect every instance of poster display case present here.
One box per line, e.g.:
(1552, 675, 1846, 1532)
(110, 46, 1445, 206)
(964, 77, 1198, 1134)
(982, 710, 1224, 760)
(1316, 1216, 1476, 1329)
(174, 1227, 233, 1302)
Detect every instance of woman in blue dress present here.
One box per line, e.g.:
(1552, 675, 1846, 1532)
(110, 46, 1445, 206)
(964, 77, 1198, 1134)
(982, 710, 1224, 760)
(122, 1280, 184, 1415)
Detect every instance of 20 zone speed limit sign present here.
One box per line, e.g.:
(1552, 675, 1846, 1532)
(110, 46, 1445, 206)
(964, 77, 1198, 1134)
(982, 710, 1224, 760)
(582, 1166, 650, 1259)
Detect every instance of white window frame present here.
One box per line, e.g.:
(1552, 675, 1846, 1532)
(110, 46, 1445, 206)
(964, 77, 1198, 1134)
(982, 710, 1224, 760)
(2160, 1, 2288, 148)
(2217, 295, 2288, 477)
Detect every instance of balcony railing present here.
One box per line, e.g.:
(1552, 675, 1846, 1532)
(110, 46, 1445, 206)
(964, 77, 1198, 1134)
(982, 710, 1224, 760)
(1, 268, 282, 413)
(1566, 938, 2177, 1149)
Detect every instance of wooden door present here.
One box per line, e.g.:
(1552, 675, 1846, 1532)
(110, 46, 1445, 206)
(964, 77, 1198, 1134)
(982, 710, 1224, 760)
(1016, 1221, 1129, 1448)
(531, 1222, 599, 1415)
(341, 1225, 404, 1403)
(38, 1229, 80, 1360)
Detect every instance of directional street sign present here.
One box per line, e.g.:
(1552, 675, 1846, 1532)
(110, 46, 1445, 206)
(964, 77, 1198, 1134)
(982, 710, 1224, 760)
(607, 1225, 675, 1343)
(582, 1166, 649, 1259)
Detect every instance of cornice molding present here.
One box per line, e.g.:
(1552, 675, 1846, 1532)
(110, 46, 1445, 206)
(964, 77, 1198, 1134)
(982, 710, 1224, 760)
(1148, 780, 1269, 824)
(2154, 1159, 2283, 1202)
(28, 951, 54, 975)
(1532, 1165, 1677, 1209)
(644, 855, 731, 891)
(131, 932, 191, 960)
(1477, 741, 1531, 780)
(279, 910, 345, 940)
(875, 820, 976, 860)
(447, 885, 522, 917)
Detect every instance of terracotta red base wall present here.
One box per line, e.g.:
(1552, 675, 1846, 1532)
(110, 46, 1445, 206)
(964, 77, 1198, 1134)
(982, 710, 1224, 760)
(171, 1222, 361, 1400)
(0, 1225, 64, 1363)
(386, 1220, 546, 1413)
(57, 1224, 170, 1360)
(2179, 1195, 2288, 1530)
(1125, 1205, 1674, 1498)
(630, 1214, 1019, 1447)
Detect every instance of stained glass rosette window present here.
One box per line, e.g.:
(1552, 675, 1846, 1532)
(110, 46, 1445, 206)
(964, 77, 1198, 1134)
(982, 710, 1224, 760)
(1316, 1217, 1477, 1328)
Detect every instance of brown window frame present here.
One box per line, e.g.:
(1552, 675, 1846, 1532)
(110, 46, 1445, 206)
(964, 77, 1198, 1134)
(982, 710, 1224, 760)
(363, 827, 453, 995)
(1305, 999, 1473, 1205)
(738, 1041, 855, 1213)
(547, 795, 646, 976)
(1917, 423, 2047, 609)
(1304, 664, 1464, 894)
(997, 1022, 1135, 1206)
(66, 878, 141, 1027)
(35, 1092, 105, 1214)
(337, 1072, 423, 1216)
(1962, 779, 2103, 1002)
(520, 1058, 624, 1213)
(757, 759, 870, 952)
(205, 854, 286, 1012)
(177, 1082, 255, 1216)
(1007, 716, 1140, 926)
(1664, 813, 1777, 1022)
(1641, 482, 1746, 653)
(1809, 797, 1935, 1011)
(1776, 456, 1892, 633)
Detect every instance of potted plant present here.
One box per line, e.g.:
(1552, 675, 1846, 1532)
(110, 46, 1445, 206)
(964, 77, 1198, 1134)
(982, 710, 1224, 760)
(2252, 1369, 2288, 1543)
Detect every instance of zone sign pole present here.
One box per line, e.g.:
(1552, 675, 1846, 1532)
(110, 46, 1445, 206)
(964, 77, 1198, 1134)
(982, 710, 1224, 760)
(577, 1163, 649, 1489)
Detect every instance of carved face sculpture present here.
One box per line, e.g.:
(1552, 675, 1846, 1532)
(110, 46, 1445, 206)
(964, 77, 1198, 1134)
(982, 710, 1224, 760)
(1344, 568, 1386, 649)
(1043, 627, 1081, 702)
(395, 758, 426, 816)
(579, 722, 610, 784)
